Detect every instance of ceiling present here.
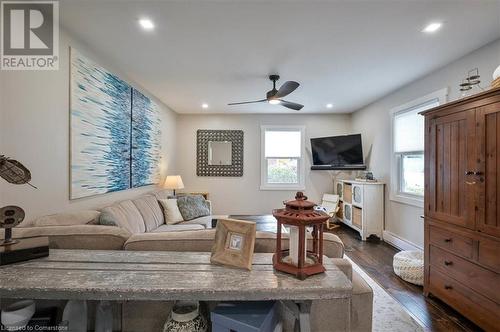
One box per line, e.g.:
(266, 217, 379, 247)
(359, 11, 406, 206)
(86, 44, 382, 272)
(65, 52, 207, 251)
(60, 0, 500, 114)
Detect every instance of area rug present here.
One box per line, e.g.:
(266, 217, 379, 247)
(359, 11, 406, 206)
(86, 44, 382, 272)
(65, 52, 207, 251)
(346, 256, 427, 332)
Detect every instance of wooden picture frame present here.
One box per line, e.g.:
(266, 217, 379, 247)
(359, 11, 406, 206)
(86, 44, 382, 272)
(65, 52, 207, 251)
(210, 219, 256, 270)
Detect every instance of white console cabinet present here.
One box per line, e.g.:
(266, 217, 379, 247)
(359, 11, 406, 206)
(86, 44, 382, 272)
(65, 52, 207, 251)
(334, 180, 384, 240)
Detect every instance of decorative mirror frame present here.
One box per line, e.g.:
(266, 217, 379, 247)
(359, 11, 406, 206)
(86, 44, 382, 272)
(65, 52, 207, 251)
(197, 129, 243, 177)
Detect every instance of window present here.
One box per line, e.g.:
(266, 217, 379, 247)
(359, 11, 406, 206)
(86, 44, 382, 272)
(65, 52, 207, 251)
(390, 88, 448, 207)
(261, 126, 305, 190)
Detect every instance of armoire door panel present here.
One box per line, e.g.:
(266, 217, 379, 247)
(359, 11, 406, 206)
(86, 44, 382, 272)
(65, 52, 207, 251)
(476, 102, 500, 237)
(423, 89, 500, 332)
(427, 110, 476, 229)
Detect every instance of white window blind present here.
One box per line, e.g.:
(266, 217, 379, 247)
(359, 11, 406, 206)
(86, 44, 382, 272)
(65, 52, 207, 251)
(265, 131, 301, 157)
(393, 99, 439, 153)
(261, 126, 305, 190)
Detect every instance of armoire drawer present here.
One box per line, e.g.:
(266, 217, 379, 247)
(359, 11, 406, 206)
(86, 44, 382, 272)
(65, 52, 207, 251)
(429, 225, 473, 259)
(428, 268, 500, 331)
(430, 245, 500, 304)
(478, 237, 500, 273)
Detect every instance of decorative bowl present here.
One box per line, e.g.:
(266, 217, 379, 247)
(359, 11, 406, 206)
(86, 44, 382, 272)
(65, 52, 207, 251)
(493, 65, 500, 80)
(1, 300, 35, 331)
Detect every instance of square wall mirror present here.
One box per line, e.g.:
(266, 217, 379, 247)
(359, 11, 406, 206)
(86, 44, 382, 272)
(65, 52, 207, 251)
(209, 141, 232, 165)
(197, 129, 243, 177)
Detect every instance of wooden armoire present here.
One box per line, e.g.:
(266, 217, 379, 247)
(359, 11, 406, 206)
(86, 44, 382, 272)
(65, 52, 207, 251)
(421, 87, 500, 331)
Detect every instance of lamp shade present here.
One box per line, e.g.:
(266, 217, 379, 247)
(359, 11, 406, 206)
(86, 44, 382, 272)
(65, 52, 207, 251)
(163, 175, 184, 190)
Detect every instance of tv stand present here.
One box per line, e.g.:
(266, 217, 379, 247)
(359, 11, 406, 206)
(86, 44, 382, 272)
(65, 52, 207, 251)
(335, 180, 384, 241)
(310, 165, 366, 171)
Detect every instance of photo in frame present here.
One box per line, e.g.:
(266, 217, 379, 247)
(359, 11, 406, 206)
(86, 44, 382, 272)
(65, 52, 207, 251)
(210, 219, 256, 270)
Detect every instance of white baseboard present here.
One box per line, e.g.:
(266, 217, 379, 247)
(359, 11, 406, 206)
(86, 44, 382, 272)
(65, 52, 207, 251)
(383, 231, 423, 251)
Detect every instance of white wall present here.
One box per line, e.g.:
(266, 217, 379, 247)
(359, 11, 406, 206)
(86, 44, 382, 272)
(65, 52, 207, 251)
(0, 29, 177, 222)
(176, 114, 352, 215)
(351, 38, 500, 249)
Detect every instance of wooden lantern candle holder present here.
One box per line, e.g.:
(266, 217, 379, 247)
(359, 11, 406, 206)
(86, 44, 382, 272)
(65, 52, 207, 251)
(272, 192, 330, 280)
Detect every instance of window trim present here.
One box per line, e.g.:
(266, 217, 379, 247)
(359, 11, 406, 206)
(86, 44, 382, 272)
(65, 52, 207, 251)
(390, 88, 448, 207)
(260, 125, 306, 191)
(396, 151, 425, 201)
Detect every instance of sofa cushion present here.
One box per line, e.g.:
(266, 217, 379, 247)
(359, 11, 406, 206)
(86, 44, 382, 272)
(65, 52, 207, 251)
(4, 225, 130, 250)
(124, 230, 344, 258)
(124, 229, 216, 251)
(182, 215, 212, 229)
(151, 224, 205, 232)
(158, 199, 184, 225)
(331, 258, 353, 281)
(177, 195, 210, 221)
(133, 195, 164, 231)
(350, 271, 373, 332)
(100, 200, 146, 234)
(32, 210, 100, 227)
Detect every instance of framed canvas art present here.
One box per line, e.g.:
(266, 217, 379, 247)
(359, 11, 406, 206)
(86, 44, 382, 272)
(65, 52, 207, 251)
(70, 48, 163, 199)
(70, 48, 132, 199)
(131, 89, 162, 187)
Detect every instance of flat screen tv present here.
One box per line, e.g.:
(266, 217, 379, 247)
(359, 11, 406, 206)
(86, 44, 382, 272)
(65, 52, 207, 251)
(311, 134, 364, 166)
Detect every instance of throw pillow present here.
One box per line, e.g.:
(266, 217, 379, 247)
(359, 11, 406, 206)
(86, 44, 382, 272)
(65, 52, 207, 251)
(177, 195, 210, 221)
(99, 211, 117, 226)
(33, 210, 101, 227)
(158, 199, 184, 225)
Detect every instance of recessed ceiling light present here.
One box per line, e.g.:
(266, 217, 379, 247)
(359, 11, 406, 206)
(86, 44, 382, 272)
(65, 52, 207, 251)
(201, 103, 209, 109)
(139, 18, 155, 31)
(422, 22, 442, 33)
(268, 99, 281, 105)
(326, 103, 333, 109)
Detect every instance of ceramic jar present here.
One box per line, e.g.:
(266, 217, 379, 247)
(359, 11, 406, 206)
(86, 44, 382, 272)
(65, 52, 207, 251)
(163, 301, 208, 332)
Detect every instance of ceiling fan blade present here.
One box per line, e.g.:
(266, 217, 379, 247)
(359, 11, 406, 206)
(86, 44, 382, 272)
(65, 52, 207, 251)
(228, 99, 267, 106)
(280, 100, 304, 111)
(274, 81, 300, 98)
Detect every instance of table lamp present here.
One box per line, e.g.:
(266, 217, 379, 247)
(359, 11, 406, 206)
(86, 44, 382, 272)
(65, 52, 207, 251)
(164, 175, 184, 196)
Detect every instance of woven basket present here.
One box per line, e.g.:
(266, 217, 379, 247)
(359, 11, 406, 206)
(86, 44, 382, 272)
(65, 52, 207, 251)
(492, 77, 500, 89)
(393, 250, 424, 286)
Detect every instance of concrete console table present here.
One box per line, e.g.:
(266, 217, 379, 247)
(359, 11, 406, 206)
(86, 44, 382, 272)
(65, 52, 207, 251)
(0, 250, 353, 331)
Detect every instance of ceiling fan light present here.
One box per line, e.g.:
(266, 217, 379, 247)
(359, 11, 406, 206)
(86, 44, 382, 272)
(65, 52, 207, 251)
(268, 99, 281, 105)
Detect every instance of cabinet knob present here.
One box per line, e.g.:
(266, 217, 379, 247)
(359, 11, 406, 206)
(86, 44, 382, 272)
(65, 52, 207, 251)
(444, 238, 452, 243)
(444, 285, 453, 290)
(444, 260, 453, 266)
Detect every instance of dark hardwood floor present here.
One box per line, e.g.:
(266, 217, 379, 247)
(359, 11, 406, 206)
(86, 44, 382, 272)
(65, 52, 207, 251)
(229, 215, 482, 332)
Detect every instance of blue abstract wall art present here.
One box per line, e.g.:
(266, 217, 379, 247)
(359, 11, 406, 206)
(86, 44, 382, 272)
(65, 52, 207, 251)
(70, 48, 162, 199)
(132, 89, 162, 187)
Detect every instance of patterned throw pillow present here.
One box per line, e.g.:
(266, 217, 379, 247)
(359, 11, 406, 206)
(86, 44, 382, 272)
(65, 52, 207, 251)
(177, 195, 210, 221)
(99, 211, 117, 226)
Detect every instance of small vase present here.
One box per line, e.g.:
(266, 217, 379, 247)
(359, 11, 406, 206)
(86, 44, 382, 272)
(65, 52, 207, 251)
(60, 300, 87, 332)
(95, 300, 113, 332)
(163, 301, 208, 332)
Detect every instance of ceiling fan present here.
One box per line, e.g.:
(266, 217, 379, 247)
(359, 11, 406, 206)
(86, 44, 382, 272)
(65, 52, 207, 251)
(228, 75, 304, 111)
